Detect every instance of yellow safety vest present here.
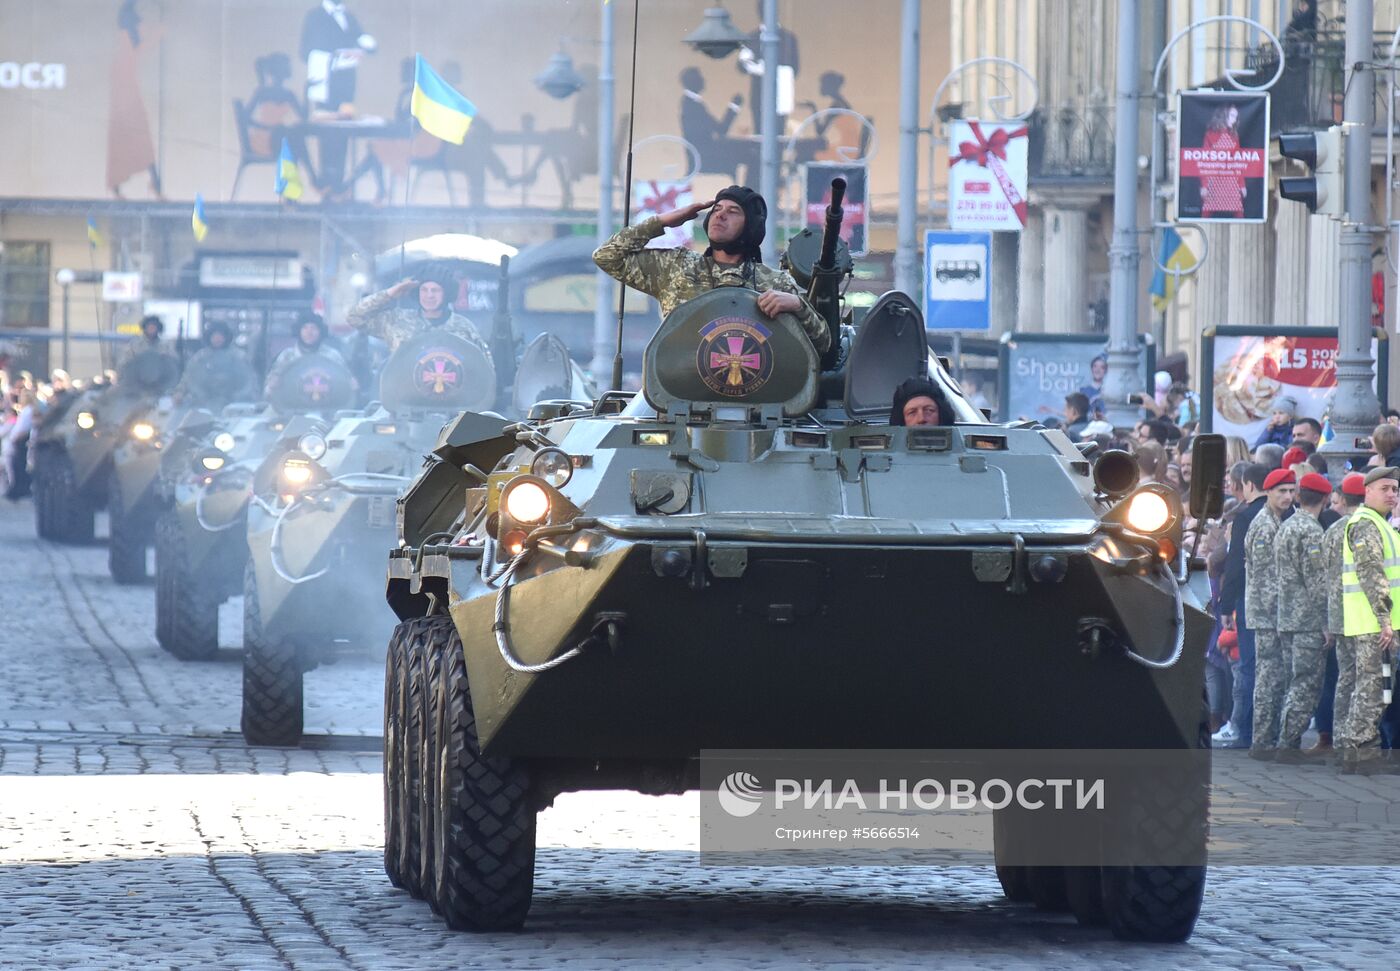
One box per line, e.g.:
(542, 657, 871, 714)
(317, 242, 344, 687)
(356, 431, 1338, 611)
(1341, 506, 1400, 635)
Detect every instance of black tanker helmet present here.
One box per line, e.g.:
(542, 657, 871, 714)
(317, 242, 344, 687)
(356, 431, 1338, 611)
(414, 262, 458, 295)
(889, 375, 946, 426)
(204, 320, 233, 347)
(140, 314, 164, 338)
(297, 311, 327, 348)
(703, 185, 767, 262)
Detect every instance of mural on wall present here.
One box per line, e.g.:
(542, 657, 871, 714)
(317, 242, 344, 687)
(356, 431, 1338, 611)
(107, 0, 162, 198)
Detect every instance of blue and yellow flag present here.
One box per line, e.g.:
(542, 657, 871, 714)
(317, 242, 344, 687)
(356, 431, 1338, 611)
(1149, 227, 1197, 313)
(275, 138, 304, 201)
(411, 54, 477, 145)
(86, 216, 104, 249)
(191, 194, 209, 242)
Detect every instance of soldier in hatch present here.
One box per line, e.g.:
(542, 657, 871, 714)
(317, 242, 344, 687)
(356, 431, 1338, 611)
(172, 321, 257, 407)
(263, 312, 350, 398)
(346, 264, 489, 355)
(592, 185, 830, 356)
(118, 314, 176, 367)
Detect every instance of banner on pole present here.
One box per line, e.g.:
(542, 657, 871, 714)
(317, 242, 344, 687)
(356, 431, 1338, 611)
(803, 162, 868, 257)
(1175, 90, 1270, 223)
(924, 230, 991, 332)
(947, 120, 1029, 232)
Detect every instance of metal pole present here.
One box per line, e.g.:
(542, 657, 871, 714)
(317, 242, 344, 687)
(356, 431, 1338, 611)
(1102, 0, 1144, 428)
(894, 0, 921, 297)
(759, 0, 779, 265)
(592, 0, 616, 377)
(61, 283, 71, 372)
(1324, 0, 1382, 461)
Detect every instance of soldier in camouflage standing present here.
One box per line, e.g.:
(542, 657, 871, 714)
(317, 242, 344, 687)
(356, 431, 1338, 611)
(1324, 472, 1365, 763)
(1245, 467, 1296, 759)
(1274, 472, 1332, 761)
(1339, 466, 1400, 775)
(346, 265, 490, 356)
(593, 185, 831, 356)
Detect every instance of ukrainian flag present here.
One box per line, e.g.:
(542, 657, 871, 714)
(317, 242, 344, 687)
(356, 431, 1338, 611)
(1149, 227, 1197, 313)
(192, 194, 209, 242)
(86, 216, 104, 249)
(411, 54, 476, 145)
(275, 138, 304, 201)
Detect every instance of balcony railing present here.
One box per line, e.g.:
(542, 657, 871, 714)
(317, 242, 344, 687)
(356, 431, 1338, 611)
(1026, 104, 1115, 180)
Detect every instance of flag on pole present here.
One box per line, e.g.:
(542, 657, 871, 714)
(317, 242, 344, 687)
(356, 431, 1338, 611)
(191, 194, 209, 242)
(86, 216, 104, 249)
(1322, 417, 1335, 444)
(1149, 227, 1198, 313)
(275, 138, 304, 201)
(411, 54, 477, 145)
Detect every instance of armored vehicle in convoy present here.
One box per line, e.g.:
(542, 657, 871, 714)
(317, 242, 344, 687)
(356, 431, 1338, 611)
(378, 182, 1224, 943)
(32, 350, 180, 545)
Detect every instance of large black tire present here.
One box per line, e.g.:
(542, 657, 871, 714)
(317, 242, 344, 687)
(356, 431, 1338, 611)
(420, 626, 445, 917)
(400, 619, 435, 900)
(1101, 718, 1210, 943)
(32, 458, 53, 539)
(429, 614, 536, 931)
(107, 470, 149, 584)
(38, 450, 95, 544)
(383, 621, 410, 890)
(154, 510, 220, 660)
(992, 809, 1033, 903)
(240, 562, 304, 747)
(1065, 867, 1108, 927)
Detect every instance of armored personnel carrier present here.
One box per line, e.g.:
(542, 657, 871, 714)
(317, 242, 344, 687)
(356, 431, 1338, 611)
(379, 183, 1224, 942)
(31, 350, 179, 545)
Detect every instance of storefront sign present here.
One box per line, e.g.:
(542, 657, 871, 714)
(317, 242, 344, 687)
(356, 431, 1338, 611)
(924, 230, 990, 332)
(101, 271, 143, 302)
(998, 333, 1155, 423)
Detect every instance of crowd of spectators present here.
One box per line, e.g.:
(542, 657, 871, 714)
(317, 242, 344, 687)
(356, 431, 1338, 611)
(0, 369, 77, 501)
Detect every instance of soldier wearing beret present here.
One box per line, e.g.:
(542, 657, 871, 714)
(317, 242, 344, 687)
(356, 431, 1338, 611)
(1275, 471, 1332, 759)
(1324, 472, 1366, 759)
(1339, 466, 1400, 774)
(1245, 466, 1296, 758)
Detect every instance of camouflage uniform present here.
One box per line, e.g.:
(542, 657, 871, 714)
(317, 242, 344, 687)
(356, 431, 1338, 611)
(1323, 513, 1357, 749)
(346, 288, 489, 356)
(263, 343, 350, 397)
(592, 216, 832, 355)
(172, 346, 257, 407)
(1275, 510, 1328, 749)
(117, 335, 174, 367)
(1244, 506, 1287, 750)
(1342, 515, 1393, 757)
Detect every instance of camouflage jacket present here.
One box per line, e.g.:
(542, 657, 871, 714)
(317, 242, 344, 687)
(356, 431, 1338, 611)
(1322, 512, 1352, 635)
(1244, 506, 1285, 628)
(1274, 510, 1327, 632)
(173, 347, 257, 406)
(592, 216, 832, 355)
(1346, 514, 1394, 626)
(117, 336, 174, 367)
(346, 289, 489, 356)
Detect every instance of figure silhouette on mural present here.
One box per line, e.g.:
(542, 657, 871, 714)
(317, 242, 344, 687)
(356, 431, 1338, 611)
(108, 0, 164, 199)
(799, 71, 869, 162)
(678, 68, 758, 183)
(737, 0, 800, 134)
(512, 65, 602, 210)
(245, 54, 314, 176)
(300, 0, 378, 202)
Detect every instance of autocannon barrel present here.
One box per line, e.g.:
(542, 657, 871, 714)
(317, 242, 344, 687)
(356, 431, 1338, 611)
(817, 177, 847, 272)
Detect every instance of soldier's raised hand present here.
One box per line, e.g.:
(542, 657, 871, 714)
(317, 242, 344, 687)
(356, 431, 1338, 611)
(659, 199, 714, 229)
(387, 278, 419, 298)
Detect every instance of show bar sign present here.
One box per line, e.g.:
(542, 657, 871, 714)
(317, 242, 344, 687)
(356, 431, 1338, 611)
(1176, 90, 1270, 223)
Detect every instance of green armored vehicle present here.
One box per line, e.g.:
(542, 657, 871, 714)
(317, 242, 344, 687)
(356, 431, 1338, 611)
(379, 186, 1224, 942)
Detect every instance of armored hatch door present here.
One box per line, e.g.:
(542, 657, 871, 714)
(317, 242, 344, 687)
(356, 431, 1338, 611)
(270, 352, 357, 413)
(182, 349, 256, 406)
(512, 332, 575, 415)
(378, 331, 495, 416)
(642, 287, 818, 419)
(844, 290, 928, 421)
(117, 350, 180, 396)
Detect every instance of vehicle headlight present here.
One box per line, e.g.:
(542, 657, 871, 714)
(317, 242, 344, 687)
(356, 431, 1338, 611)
(298, 432, 328, 461)
(1124, 490, 1172, 534)
(502, 478, 551, 524)
(281, 456, 314, 487)
(76, 411, 96, 430)
(530, 447, 573, 488)
(201, 453, 226, 472)
(131, 421, 156, 442)
(213, 432, 236, 453)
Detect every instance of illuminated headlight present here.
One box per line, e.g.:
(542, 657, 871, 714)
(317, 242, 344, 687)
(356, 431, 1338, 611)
(298, 432, 328, 461)
(530, 447, 573, 488)
(76, 411, 96, 430)
(502, 478, 551, 524)
(131, 421, 156, 442)
(213, 432, 236, 453)
(201, 454, 226, 472)
(1124, 490, 1172, 534)
(281, 457, 314, 487)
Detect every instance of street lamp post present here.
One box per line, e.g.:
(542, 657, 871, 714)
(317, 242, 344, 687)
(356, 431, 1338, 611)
(893, 0, 920, 298)
(758, 0, 779, 265)
(55, 267, 76, 372)
(592, 0, 616, 378)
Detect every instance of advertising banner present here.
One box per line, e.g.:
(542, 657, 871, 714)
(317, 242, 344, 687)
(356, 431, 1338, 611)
(923, 230, 990, 332)
(1176, 90, 1270, 223)
(804, 162, 868, 256)
(947, 119, 1029, 232)
(1200, 326, 1388, 441)
(998, 333, 1155, 423)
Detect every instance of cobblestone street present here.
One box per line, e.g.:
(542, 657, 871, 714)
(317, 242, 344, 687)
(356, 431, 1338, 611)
(2, 499, 1399, 970)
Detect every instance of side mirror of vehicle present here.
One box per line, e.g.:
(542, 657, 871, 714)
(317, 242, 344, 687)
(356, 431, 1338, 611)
(1189, 433, 1226, 521)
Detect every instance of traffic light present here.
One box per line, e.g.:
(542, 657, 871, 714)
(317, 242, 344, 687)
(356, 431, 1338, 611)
(1278, 126, 1344, 216)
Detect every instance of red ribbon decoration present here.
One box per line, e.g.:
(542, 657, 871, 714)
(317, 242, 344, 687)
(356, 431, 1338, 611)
(949, 120, 1029, 227)
(641, 180, 682, 213)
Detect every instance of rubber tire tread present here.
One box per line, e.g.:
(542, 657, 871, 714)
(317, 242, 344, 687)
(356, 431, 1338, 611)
(383, 621, 410, 890)
(992, 809, 1033, 903)
(154, 510, 220, 660)
(41, 450, 95, 544)
(400, 619, 433, 900)
(430, 615, 536, 931)
(240, 562, 304, 747)
(107, 470, 148, 584)
(420, 628, 444, 916)
(1027, 866, 1071, 912)
(1065, 867, 1108, 927)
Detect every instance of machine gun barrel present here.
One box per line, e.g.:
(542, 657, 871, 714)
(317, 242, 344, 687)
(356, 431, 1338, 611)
(809, 177, 848, 369)
(490, 255, 518, 397)
(817, 177, 847, 271)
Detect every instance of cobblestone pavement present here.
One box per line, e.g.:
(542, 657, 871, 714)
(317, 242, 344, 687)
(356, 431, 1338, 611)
(2, 499, 1399, 969)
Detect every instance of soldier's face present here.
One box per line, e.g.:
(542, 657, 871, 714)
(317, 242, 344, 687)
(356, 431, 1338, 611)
(902, 395, 941, 427)
(1366, 479, 1399, 513)
(1267, 484, 1296, 513)
(300, 323, 321, 345)
(708, 200, 746, 246)
(209, 331, 227, 349)
(419, 281, 445, 313)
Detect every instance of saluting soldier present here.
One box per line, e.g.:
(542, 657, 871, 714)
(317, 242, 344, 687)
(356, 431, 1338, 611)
(1339, 466, 1400, 775)
(1324, 472, 1366, 762)
(346, 266, 489, 356)
(1245, 467, 1296, 759)
(1274, 471, 1332, 760)
(592, 185, 831, 356)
